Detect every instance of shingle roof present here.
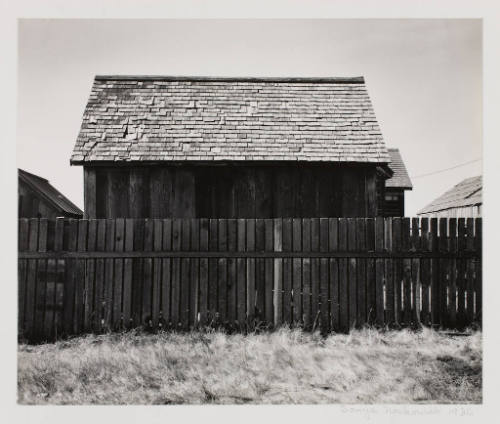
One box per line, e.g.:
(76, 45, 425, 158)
(70, 75, 390, 164)
(18, 169, 83, 217)
(417, 175, 482, 215)
(386, 148, 412, 189)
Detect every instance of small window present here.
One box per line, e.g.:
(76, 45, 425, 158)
(385, 194, 398, 202)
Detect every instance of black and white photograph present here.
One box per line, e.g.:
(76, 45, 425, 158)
(2, 0, 499, 419)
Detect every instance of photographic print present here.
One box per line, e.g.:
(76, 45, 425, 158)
(16, 18, 482, 405)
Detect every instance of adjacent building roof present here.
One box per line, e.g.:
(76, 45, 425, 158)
(18, 169, 83, 217)
(417, 175, 482, 215)
(386, 148, 413, 190)
(70, 75, 390, 165)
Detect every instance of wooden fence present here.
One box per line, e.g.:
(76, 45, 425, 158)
(18, 217, 482, 342)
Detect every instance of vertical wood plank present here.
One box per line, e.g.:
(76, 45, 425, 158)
(152, 219, 163, 328)
(438, 218, 449, 328)
(264, 219, 274, 326)
(131, 219, 144, 329)
(292, 218, 302, 325)
(208, 219, 218, 325)
(456, 218, 467, 328)
(384, 217, 394, 327)
(141, 219, 153, 328)
(254, 219, 265, 322)
(25, 219, 39, 341)
(246, 218, 256, 329)
(199, 218, 209, 326)
(180, 219, 191, 329)
(123, 219, 134, 329)
(82, 219, 96, 334)
(338, 218, 349, 333)
(63, 219, 78, 336)
(73, 219, 87, 335)
(411, 218, 421, 327)
(366, 218, 376, 325)
(84, 167, 97, 218)
(171, 218, 181, 327)
(474, 218, 482, 324)
(375, 217, 385, 326)
(282, 218, 292, 325)
(402, 218, 412, 326)
(236, 218, 246, 328)
(319, 218, 329, 332)
(227, 219, 238, 326)
(356, 218, 367, 327)
(448, 218, 457, 328)
(111, 219, 124, 330)
(302, 219, 312, 329)
(18, 219, 29, 338)
(103, 219, 115, 331)
(218, 219, 228, 325)
(190, 218, 200, 328)
(329, 218, 339, 331)
(430, 218, 439, 327)
(465, 218, 474, 325)
(93, 220, 106, 332)
(34, 219, 48, 341)
(420, 218, 431, 326)
(273, 218, 283, 327)
(311, 218, 320, 329)
(161, 218, 172, 327)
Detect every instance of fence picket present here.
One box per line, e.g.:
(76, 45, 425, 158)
(402, 218, 412, 326)
(273, 218, 283, 327)
(319, 218, 329, 332)
(338, 218, 348, 333)
(123, 219, 134, 329)
(282, 218, 292, 325)
(475, 218, 482, 324)
(329, 218, 339, 331)
(34, 219, 48, 341)
(457, 218, 466, 328)
(199, 219, 209, 326)
(302, 219, 312, 329)
(18, 219, 29, 339)
(375, 217, 385, 326)
(356, 219, 367, 327)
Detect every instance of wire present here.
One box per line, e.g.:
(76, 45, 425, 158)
(411, 158, 482, 179)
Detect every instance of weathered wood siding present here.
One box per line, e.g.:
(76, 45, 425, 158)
(84, 164, 379, 219)
(19, 180, 60, 219)
(381, 188, 405, 217)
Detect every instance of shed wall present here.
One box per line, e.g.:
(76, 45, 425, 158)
(19, 180, 60, 219)
(84, 164, 379, 219)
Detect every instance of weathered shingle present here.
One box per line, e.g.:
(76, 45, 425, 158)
(386, 148, 412, 189)
(71, 75, 390, 164)
(417, 176, 482, 215)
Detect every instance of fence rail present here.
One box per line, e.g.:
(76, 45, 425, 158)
(18, 217, 482, 342)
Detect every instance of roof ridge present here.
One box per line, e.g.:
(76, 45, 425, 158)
(18, 168, 48, 183)
(94, 75, 365, 84)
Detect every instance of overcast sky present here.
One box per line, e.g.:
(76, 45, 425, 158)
(17, 19, 482, 216)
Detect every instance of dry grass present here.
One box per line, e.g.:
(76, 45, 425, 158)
(17, 327, 482, 405)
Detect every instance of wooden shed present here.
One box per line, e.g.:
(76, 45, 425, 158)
(417, 175, 482, 218)
(71, 75, 394, 219)
(18, 169, 83, 219)
(380, 148, 412, 217)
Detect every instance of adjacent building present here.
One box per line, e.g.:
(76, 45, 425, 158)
(417, 175, 482, 218)
(381, 148, 413, 217)
(18, 169, 83, 219)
